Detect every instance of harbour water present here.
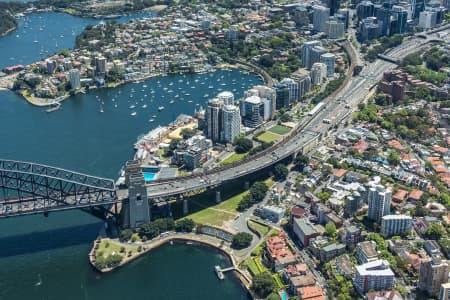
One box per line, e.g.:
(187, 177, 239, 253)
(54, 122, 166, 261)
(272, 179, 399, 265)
(0, 10, 260, 300)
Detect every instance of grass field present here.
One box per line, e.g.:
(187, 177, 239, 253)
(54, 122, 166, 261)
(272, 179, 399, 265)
(248, 219, 270, 237)
(269, 125, 291, 135)
(219, 152, 247, 166)
(95, 239, 136, 259)
(180, 178, 274, 227)
(244, 257, 260, 276)
(257, 131, 281, 143)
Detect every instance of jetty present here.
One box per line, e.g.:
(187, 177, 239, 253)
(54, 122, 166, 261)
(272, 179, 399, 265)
(214, 265, 235, 280)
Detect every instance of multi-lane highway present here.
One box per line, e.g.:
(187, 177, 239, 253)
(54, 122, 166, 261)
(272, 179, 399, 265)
(144, 27, 449, 200)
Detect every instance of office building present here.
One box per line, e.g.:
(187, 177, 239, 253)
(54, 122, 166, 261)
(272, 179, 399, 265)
(391, 5, 408, 34)
(291, 70, 312, 100)
(301, 41, 322, 69)
(419, 258, 450, 297)
(273, 83, 290, 109)
(327, 0, 340, 16)
(46, 59, 57, 75)
(345, 225, 362, 249)
(280, 78, 299, 103)
(359, 17, 382, 41)
(357, 1, 375, 20)
(311, 46, 327, 69)
(68, 69, 81, 90)
(217, 91, 234, 106)
(326, 18, 345, 39)
(419, 9, 437, 29)
(440, 282, 450, 300)
(205, 98, 224, 142)
(222, 105, 241, 143)
(293, 218, 319, 247)
(313, 5, 330, 32)
(226, 25, 239, 40)
(95, 56, 107, 76)
(381, 214, 412, 236)
(295, 5, 311, 26)
(354, 260, 395, 294)
(310, 62, 327, 85)
(243, 85, 276, 121)
(367, 184, 391, 222)
(356, 241, 378, 264)
(320, 53, 336, 77)
(241, 96, 264, 128)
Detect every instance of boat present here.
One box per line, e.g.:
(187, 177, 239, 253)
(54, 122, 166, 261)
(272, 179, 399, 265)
(208, 85, 213, 89)
(158, 106, 165, 111)
(169, 100, 174, 104)
(131, 112, 137, 116)
(142, 104, 147, 108)
(45, 102, 61, 113)
(152, 115, 156, 118)
(185, 93, 191, 96)
(129, 105, 136, 109)
(149, 118, 155, 122)
(188, 100, 193, 103)
(100, 107, 104, 113)
(33, 40, 39, 43)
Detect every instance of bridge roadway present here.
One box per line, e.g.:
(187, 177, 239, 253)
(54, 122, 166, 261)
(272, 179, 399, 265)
(145, 28, 450, 200)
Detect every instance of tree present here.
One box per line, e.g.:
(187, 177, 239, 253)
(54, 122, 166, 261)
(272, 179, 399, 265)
(234, 137, 253, 153)
(317, 191, 331, 202)
(119, 229, 133, 242)
(280, 112, 291, 122)
(181, 128, 196, 140)
(139, 222, 159, 239)
(266, 293, 281, 300)
(166, 138, 181, 156)
(325, 222, 337, 240)
(295, 154, 310, 171)
(231, 232, 253, 249)
(238, 193, 254, 211)
(251, 272, 276, 298)
(175, 218, 195, 232)
(401, 52, 422, 67)
(423, 223, 445, 240)
(249, 181, 269, 202)
(273, 163, 288, 180)
(388, 151, 401, 166)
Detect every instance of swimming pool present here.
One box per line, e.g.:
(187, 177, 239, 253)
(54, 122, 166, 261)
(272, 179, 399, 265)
(143, 172, 157, 181)
(279, 291, 287, 300)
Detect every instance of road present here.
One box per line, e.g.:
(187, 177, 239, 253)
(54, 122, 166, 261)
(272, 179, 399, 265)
(145, 28, 450, 200)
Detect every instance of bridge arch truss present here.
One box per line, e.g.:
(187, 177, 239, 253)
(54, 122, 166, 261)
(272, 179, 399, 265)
(0, 159, 118, 218)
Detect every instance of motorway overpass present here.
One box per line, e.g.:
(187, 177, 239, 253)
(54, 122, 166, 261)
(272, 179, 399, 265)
(2, 26, 450, 225)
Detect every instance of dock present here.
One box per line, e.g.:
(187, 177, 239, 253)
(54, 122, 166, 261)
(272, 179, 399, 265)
(214, 265, 235, 280)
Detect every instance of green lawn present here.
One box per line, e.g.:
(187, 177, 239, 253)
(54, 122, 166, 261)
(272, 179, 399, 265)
(269, 125, 291, 135)
(257, 131, 281, 143)
(182, 189, 247, 226)
(248, 219, 270, 237)
(95, 239, 136, 259)
(180, 178, 274, 227)
(219, 152, 247, 166)
(272, 273, 286, 290)
(243, 257, 260, 276)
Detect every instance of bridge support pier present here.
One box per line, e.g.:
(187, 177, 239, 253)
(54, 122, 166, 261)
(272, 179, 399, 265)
(244, 181, 250, 190)
(216, 191, 221, 203)
(183, 198, 189, 215)
(126, 161, 151, 229)
(167, 201, 172, 218)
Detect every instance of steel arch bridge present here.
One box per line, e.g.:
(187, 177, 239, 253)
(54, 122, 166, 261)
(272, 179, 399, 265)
(0, 159, 118, 218)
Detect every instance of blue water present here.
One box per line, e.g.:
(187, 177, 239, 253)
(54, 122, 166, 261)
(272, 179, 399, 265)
(1, 11, 155, 69)
(143, 172, 157, 181)
(280, 291, 288, 300)
(0, 9, 261, 300)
